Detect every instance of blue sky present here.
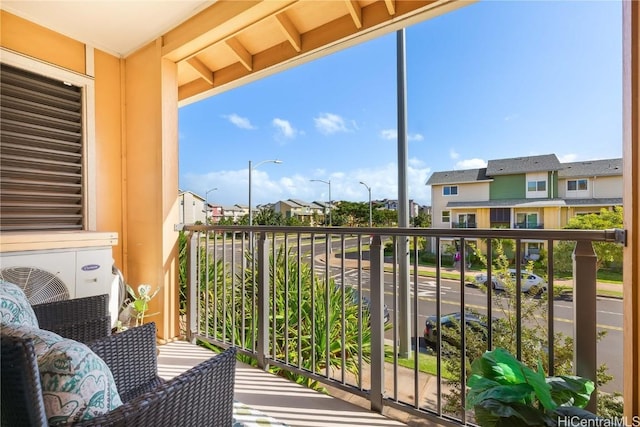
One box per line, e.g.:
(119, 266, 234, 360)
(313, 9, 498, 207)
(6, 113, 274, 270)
(178, 0, 622, 208)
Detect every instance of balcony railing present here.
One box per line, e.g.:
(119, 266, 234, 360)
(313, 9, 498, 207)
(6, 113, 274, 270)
(514, 222, 544, 229)
(183, 225, 621, 426)
(451, 221, 477, 229)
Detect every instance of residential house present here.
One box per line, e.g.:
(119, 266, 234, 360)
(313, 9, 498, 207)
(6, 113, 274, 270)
(426, 154, 623, 258)
(221, 205, 248, 223)
(274, 199, 313, 222)
(378, 199, 420, 218)
(0, 1, 638, 418)
(178, 190, 207, 225)
(207, 204, 223, 223)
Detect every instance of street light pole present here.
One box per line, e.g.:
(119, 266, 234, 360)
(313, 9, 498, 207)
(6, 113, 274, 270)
(310, 179, 331, 226)
(359, 181, 372, 227)
(248, 159, 282, 226)
(205, 187, 217, 224)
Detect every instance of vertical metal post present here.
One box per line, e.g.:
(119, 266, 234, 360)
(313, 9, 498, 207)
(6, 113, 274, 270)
(573, 240, 598, 413)
(396, 28, 411, 359)
(187, 231, 198, 343)
(257, 232, 270, 370)
(370, 235, 385, 413)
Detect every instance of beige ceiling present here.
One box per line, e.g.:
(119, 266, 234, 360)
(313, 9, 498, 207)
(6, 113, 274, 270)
(2, 0, 470, 105)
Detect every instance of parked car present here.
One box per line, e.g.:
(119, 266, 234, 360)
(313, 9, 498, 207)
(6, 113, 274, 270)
(423, 311, 488, 349)
(474, 269, 547, 295)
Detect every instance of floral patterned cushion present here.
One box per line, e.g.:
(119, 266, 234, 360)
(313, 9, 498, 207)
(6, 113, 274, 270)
(0, 280, 39, 328)
(38, 338, 123, 425)
(1, 323, 63, 355)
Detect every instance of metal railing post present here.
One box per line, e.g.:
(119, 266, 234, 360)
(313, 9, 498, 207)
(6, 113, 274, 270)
(187, 231, 198, 343)
(573, 240, 598, 413)
(370, 234, 385, 413)
(257, 232, 270, 370)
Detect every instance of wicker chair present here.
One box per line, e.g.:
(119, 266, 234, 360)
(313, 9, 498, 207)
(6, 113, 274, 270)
(32, 293, 112, 344)
(1, 322, 237, 427)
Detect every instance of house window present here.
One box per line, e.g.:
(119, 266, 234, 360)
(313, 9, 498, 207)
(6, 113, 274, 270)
(458, 213, 476, 227)
(567, 179, 588, 191)
(442, 211, 451, 223)
(527, 180, 546, 192)
(516, 212, 539, 228)
(443, 185, 458, 196)
(0, 61, 94, 232)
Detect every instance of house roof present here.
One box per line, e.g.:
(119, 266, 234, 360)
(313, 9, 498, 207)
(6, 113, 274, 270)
(426, 168, 491, 185)
(558, 158, 623, 178)
(288, 199, 311, 207)
(486, 154, 561, 176)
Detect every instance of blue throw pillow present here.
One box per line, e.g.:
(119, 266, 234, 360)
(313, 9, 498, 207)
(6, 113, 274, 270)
(1, 323, 63, 355)
(0, 280, 39, 328)
(39, 338, 123, 425)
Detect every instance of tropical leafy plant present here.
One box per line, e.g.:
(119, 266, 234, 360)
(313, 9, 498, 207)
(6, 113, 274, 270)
(466, 347, 597, 427)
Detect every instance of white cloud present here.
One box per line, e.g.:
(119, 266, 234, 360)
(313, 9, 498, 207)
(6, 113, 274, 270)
(380, 129, 397, 140)
(272, 118, 297, 139)
(380, 129, 423, 141)
(314, 113, 350, 135)
(455, 158, 487, 170)
(223, 113, 256, 130)
(558, 153, 578, 163)
(450, 149, 460, 160)
(184, 162, 433, 207)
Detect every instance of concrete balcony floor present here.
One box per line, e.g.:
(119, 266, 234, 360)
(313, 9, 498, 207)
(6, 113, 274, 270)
(157, 340, 449, 427)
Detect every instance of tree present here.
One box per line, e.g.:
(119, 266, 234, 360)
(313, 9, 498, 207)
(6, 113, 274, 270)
(254, 207, 283, 225)
(412, 212, 431, 228)
(441, 240, 620, 419)
(554, 207, 623, 273)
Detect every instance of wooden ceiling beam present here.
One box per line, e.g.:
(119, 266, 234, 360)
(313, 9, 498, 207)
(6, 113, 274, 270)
(345, 0, 363, 29)
(275, 12, 301, 52)
(384, 0, 396, 16)
(225, 38, 253, 71)
(186, 57, 214, 85)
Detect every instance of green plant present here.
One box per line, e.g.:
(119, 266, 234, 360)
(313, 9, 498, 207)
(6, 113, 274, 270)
(118, 283, 161, 329)
(466, 347, 597, 427)
(441, 239, 620, 419)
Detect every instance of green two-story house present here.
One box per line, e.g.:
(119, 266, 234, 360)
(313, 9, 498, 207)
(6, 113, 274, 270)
(426, 154, 622, 258)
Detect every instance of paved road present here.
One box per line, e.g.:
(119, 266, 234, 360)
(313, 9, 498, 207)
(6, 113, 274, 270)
(317, 261, 623, 394)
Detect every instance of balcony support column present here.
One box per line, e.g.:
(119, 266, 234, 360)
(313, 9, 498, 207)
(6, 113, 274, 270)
(370, 234, 385, 413)
(256, 232, 270, 370)
(572, 240, 597, 413)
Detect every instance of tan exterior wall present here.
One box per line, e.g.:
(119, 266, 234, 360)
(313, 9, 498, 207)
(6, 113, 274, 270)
(94, 50, 125, 270)
(123, 41, 180, 341)
(0, 13, 126, 276)
(1, 11, 85, 74)
(476, 208, 490, 228)
(593, 175, 623, 198)
(543, 207, 562, 229)
(558, 175, 622, 199)
(430, 182, 489, 228)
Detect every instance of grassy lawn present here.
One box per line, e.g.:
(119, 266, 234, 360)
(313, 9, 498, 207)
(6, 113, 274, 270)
(384, 346, 457, 380)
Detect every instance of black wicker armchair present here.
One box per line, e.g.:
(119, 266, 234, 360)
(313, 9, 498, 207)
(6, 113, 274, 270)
(32, 293, 112, 344)
(1, 322, 237, 427)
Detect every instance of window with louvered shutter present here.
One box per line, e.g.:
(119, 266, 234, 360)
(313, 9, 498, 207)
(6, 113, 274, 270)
(0, 63, 84, 232)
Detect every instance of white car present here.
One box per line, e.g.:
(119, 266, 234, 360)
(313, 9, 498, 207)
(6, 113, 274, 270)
(474, 269, 547, 295)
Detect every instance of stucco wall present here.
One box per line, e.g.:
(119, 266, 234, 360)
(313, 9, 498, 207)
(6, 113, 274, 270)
(430, 182, 489, 228)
